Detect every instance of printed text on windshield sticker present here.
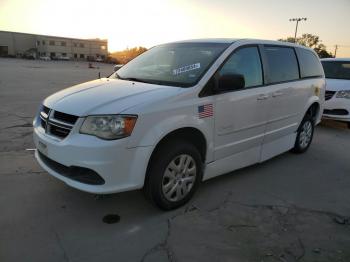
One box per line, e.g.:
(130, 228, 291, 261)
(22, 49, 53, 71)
(173, 63, 201, 76)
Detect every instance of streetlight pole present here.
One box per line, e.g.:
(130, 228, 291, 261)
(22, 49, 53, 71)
(334, 45, 338, 58)
(289, 18, 307, 43)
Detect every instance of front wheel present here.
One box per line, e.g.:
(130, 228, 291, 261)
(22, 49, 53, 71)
(291, 115, 315, 154)
(144, 140, 203, 210)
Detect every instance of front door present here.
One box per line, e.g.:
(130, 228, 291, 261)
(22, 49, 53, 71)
(214, 46, 270, 163)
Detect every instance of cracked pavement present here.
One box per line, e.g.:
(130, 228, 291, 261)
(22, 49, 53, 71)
(0, 58, 349, 262)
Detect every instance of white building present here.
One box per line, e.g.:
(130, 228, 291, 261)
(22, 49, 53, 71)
(0, 30, 108, 60)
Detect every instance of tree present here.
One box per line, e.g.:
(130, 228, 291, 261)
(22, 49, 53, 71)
(110, 46, 148, 64)
(279, 33, 333, 58)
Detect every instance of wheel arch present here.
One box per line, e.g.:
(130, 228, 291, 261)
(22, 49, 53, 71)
(303, 96, 322, 124)
(144, 127, 207, 186)
(306, 101, 321, 122)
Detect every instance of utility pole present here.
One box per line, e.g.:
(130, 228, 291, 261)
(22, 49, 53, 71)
(289, 18, 307, 43)
(334, 45, 338, 58)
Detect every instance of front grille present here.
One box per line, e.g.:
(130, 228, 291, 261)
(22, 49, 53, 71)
(41, 119, 47, 129)
(43, 105, 50, 114)
(39, 105, 78, 139)
(325, 90, 336, 101)
(323, 109, 349, 116)
(49, 123, 71, 138)
(38, 151, 105, 185)
(53, 111, 78, 125)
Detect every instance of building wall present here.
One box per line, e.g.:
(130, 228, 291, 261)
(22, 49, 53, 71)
(0, 31, 108, 60)
(0, 31, 36, 56)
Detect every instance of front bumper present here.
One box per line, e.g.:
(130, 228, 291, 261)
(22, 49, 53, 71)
(323, 95, 350, 122)
(33, 123, 154, 194)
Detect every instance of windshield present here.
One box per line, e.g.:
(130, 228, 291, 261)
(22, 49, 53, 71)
(322, 61, 350, 80)
(110, 42, 231, 87)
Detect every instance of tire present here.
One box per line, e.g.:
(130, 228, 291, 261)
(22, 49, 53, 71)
(291, 113, 315, 154)
(347, 122, 350, 129)
(144, 140, 203, 210)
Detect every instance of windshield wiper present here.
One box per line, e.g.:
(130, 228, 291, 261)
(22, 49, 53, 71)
(119, 77, 153, 84)
(115, 72, 121, 79)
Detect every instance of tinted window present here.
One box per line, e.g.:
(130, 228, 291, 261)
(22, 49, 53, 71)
(264, 46, 299, 83)
(321, 61, 350, 80)
(219, 46, 263, 88)
(298, 48, 323, 78)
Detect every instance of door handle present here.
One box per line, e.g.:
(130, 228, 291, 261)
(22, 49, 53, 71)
(257, 94, 269, 100)
(272, 91, 283, 97)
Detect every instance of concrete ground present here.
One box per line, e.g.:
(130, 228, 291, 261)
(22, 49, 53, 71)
(0, 58, 349, 262)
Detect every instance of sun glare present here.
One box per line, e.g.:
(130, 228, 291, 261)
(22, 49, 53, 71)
(0, 0, 349, 56)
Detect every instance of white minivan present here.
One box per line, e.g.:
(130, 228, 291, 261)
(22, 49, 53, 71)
(33, 39, 325, 210)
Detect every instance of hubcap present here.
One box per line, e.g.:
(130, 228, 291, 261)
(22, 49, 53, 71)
(299, 120, 313, 149)
(162, 154, 197, 202)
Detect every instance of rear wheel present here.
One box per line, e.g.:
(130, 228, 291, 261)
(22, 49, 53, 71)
(291, 114, 315, 153)
(144, 140, 203, 210)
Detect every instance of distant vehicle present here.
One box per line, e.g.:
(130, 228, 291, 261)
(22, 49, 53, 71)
(23, 53, 35, 60)
(57, 56, 70, 61)
(33, 39, 325, 210)
(321, 58, 350, 128)
(95, 57, 103, 62)
(114, 64, 123, 71)
(39, 56, 51, 61)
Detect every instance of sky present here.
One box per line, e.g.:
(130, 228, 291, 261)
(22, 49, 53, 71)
(0, 0, 349, 56)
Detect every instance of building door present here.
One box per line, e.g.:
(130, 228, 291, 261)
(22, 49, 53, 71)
(0, 46, 8, 56)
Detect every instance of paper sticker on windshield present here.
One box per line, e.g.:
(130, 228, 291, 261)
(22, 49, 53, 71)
(173, 63, 201, 76)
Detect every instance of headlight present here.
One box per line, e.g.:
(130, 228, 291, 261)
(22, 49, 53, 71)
(80, 115, 137, 140)
(336, 90, 350, 99)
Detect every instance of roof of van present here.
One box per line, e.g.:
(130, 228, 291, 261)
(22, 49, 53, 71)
(321, 58, 350, 62)
(169, 38, 309, 47)
(171, 38, 240, 44)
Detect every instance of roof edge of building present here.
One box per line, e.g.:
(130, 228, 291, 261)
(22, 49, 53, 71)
(0, 30, 107, 42)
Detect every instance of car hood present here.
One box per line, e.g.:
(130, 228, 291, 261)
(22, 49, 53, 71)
(325, 78, 350, 91)
(44, 78, 180, 116)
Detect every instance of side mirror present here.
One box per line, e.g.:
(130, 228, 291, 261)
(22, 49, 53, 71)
(114, 64, 123, 72)
(217, 74, 245, 92)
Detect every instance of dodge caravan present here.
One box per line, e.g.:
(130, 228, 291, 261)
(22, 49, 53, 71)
(33, 39, 325, 210)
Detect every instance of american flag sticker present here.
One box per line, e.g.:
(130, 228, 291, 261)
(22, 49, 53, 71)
(198, 104, 213, 118)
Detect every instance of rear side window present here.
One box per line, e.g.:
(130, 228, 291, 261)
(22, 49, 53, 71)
(264, 46, 299, 83)
(219, 46, 263, 88)
(297, 48, 323, 78)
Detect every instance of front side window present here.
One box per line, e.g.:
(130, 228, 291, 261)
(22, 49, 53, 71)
(219, 46, 263, 88)
(111, 42, 231, 87)
(298, 48, 323, 78)
(321, 61, 350, 80)
(264, 46, 299, 83)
